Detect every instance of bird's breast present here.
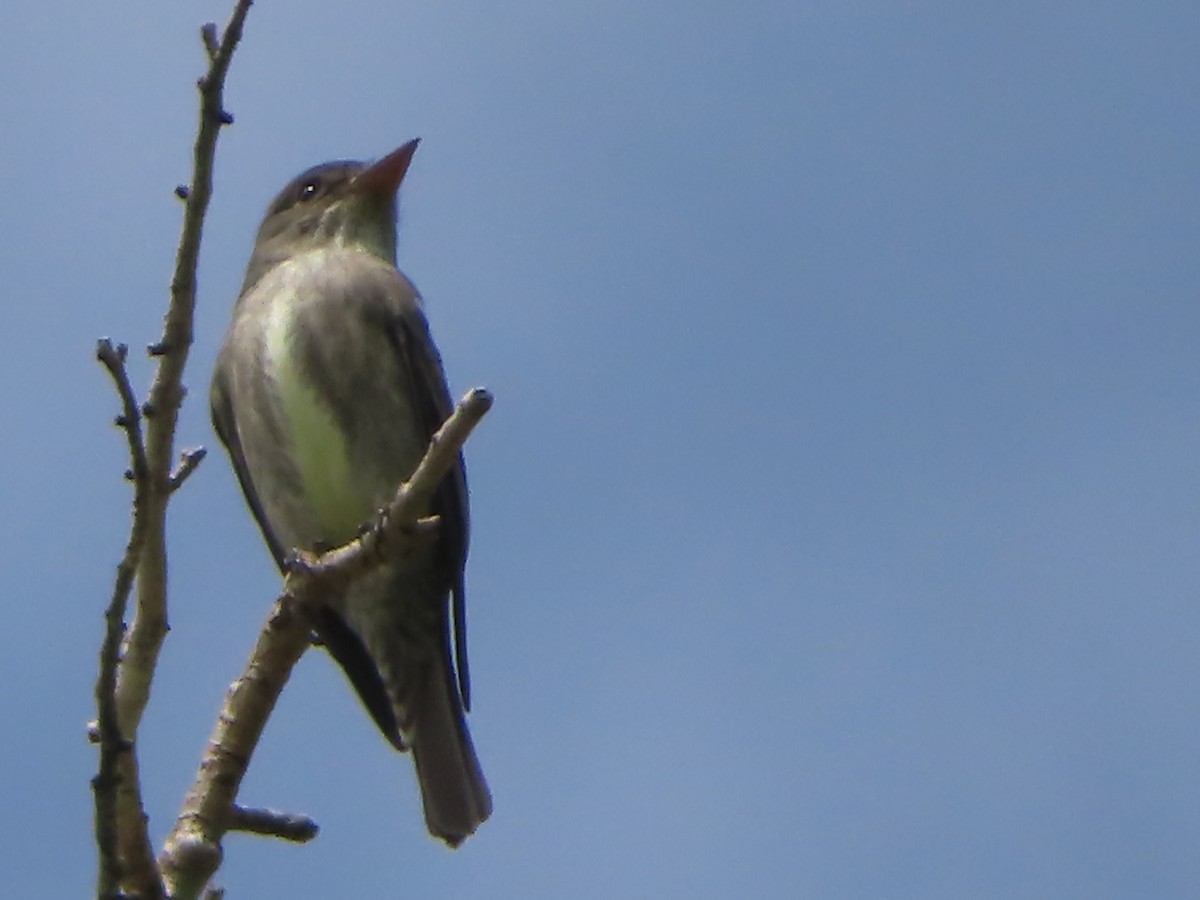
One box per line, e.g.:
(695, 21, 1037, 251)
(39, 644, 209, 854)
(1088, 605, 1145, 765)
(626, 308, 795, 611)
(260, 271, 375, 546)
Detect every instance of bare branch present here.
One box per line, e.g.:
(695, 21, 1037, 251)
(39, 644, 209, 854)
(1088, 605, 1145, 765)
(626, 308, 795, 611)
(93, 339, 161, 899)
(158, 594, 313, 898)
(158, 388, 491, 897)
(200, 23, 220, 62)
(226, 805, 319, 843)
(92, 527, 136, 898)
(96, 340, 148, 485)
(119, 0, 252, 739)
(169, 446, 208, 492)
(93, 2, 253, 898)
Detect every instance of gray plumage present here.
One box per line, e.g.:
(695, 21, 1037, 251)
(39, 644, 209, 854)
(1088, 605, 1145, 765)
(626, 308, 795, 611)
(210, 142, 491, 846)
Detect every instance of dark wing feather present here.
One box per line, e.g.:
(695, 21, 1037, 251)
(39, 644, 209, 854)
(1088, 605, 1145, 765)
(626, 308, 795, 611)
(211, 370, 288, 567)
(385, 309, 474, 711)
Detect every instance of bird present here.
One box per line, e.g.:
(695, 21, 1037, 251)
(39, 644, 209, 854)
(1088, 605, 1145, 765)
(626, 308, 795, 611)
(209, 139, 491, 846)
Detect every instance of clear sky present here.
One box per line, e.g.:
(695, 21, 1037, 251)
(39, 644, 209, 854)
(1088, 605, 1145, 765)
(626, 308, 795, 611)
(3, 1, 1198, 897)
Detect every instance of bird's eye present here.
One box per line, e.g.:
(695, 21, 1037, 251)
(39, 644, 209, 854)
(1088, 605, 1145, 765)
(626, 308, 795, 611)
(298, 181, 320, 202)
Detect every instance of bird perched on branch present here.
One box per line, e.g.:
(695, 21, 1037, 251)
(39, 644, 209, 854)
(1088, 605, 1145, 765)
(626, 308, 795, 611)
(210, 139, 491, 846)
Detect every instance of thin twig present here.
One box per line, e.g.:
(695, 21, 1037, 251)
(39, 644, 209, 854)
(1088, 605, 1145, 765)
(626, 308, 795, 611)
(226, 805, 320, 843)
(92, 532, 137, 899)
(117, 0, 252, 739)
(93, 3, 254, 898)
(169, 446, 208, 492)
(96, 340, 149, 484)
(200, 23, 220, 61)
(93, 339, 157, 899)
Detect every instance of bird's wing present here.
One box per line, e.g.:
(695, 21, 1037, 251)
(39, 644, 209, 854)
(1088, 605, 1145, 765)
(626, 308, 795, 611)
(210, 359, 288, 566)
(380, 291, 474, 711)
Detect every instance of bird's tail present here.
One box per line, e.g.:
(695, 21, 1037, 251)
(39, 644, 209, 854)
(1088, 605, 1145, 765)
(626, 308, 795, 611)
(407, 652, 492, 846)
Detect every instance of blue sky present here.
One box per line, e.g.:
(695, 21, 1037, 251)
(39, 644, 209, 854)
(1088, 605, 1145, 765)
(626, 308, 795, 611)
(3, 1, 1199, 897)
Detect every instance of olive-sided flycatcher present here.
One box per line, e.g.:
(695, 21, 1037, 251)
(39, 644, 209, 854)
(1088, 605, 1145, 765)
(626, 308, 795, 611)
(210, 139, 491, 846)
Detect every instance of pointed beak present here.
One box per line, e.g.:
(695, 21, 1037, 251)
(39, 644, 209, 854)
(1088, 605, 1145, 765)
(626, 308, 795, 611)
(354, 138, 420, 197)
